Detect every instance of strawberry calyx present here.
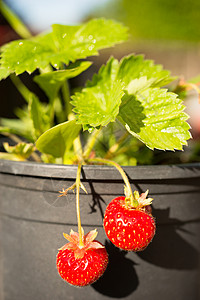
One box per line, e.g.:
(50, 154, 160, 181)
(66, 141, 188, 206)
(135, 190, 153, 208)
(58, 228, 104, 259)
(124, 189, 153, 210)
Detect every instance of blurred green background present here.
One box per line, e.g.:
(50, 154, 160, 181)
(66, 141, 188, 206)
(94, 0, 200, 43)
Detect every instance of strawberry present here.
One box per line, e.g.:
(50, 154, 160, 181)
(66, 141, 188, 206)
(56, 228, 108, 287)
(103, 191, 156, 251)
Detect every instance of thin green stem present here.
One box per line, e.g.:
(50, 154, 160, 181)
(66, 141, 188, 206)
(73, 137, 83, 162)
(83, 128, 102, 160)
(67, 114, 83, 161)
(1, 1, 32, 39)
(76, 162, 84, 247)
(61, 79, 83, 161)
(30, 151, 42, 163)
(10, 74, 34, 103)
(87, 157, 138, 207)
(62, 80, 72, 118)
(105, 132, 129, 159)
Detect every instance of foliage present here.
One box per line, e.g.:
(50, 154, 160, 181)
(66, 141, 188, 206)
(0, 11, 192, 165)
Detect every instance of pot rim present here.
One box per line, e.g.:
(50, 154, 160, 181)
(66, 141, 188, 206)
(0, 159, 200, 180)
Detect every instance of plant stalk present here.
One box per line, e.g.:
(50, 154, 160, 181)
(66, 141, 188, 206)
(83, 128, 101, 160)
(62, 80, 83, 161)
(76, 162, 84, 247)
(62, 80, 72, 118)
(87, 157, 138, 207)
(10, 74, 35, 103)
(105, 131, 129, 159)
(1, 1, 32, 39)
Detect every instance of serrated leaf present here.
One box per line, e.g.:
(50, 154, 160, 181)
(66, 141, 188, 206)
(118, 88, 191, 150)
(0, 19, 128, 80)
(52, 19, 128, 59)
(71, 54, 178, 130)
(0, 66, 10, 80)
(0, 33, 56, 77)
(34, 61, 92, 101)
(36, 120, 81, 158)
(117, 54, 175, 88)
(71, 58, 124, 128)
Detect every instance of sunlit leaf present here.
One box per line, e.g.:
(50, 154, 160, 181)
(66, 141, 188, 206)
(71, 58, 124, 128)
(0, 19, 128, 79)
(34, 61, 92, 101)
(117, 54, 175, 88)
(118, 88, 191, 150)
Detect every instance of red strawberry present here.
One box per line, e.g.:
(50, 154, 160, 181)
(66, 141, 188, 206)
(56, 228, 108, 287)
(103, 191, 156, 251)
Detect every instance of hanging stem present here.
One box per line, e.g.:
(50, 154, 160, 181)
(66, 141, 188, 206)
(76, 162, 84, 247)
(87, 157, 138, 208)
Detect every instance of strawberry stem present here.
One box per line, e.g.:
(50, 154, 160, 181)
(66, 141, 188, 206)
(87, 157, 139, 208)
(76, 162, 84, 247)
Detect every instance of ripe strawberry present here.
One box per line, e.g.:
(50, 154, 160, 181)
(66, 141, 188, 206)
(56, 228, 108, 287)
(103, 191, 156, 251)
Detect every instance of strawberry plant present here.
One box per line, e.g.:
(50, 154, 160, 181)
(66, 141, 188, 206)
(0, 3, 194, 288)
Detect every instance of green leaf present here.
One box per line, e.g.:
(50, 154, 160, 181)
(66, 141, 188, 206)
(0, 118, 34, 142)
(0, 19, 128, 79)
(34, 61, 92, 101)
(3, 142, 35, 159)
(52, 19, 128, 58)
(71, 58, 124, 128)
(0, 66, 10, 80)
(118, 88, 191, 150)
(36, 120, 81, 158)
(71, 54, 177, 130)
(117, 54, 175, 88)
(28, 93, 53, 140)
(0, 152, 25, 161)
(28, 95, 47, 139)
(0, 33, 55, 78)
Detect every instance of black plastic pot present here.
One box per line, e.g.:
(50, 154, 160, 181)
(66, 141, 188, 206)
(0, 160, 200, 300)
